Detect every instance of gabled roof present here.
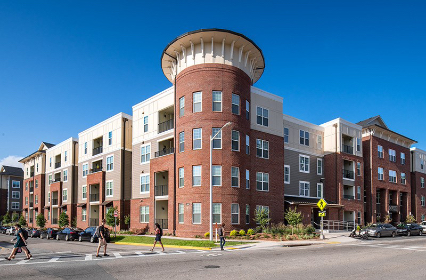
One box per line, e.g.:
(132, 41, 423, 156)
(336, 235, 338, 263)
(0, 165, 24, 177)
(357, 115, 388, 129)
(39, 142, 55, 150)
(19, 141, 55, 163)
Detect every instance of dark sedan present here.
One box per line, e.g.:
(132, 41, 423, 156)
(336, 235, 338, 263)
(56, 228, 82, 241)
(397, 223, 423, 236)
(40, 228, 59, 239)
(78, 227, 110, 243)
(30, 228, 41, 238)
(363, 223, 397, 238)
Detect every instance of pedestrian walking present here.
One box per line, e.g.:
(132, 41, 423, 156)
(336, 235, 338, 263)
(96, 219, 109, 258)
(5, 224, 32, 261)
(150, 223, 164, 252)
(219, 223, 226, 250)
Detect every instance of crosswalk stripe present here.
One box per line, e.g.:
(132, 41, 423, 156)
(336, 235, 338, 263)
(113, 252, 122, 258)
(48, 257, 60, 262)
(85, 254, 92, 261)
(135, 251, 145, 256)
(16, 259, 30, 265)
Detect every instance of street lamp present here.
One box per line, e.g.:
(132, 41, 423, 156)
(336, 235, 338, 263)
(210, 121, 232, 241)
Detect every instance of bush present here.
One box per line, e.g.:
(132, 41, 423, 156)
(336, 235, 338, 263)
(230, 230, 238, 237)
(58, 212, 69, 228)
(263, 234, 270, 239)
(285, 209, 303, 235)
(36, 213, 46, 228)
(2, 212, 11, 225)
(239, 230, 246, 236)
(11, 212, 19, 223)
(106, 207, 120, 227)
(124, 214, 131, 226)
(204, 232, 210, 238)
(247, 228, 255, 235)
(18, 215, 27, 227)
(254, 208, 271, 232)
(304, 225, 316, 235)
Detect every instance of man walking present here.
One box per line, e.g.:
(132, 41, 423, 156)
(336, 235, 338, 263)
(219, 223, 226, 250)
(96, 219, 109, 258)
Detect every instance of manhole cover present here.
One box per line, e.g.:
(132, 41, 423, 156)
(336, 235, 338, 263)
(204, 265, 220, 269)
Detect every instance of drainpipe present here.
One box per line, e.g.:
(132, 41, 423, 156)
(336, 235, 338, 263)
(0, 171, 3, 216)
(333, 123, 338, 218)
(121, 118, 128, 230)
(369, 128, 373, 223)
(72, 141, 77, 223)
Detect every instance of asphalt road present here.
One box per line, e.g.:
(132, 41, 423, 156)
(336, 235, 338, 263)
(1, 234, 426, 279)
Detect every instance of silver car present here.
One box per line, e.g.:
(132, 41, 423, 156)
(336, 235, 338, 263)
(363, 223, 397, 238)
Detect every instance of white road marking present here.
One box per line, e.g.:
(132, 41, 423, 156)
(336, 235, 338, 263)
(55, 251, 71, 254)
(113, 252, 122, 258)
(48, 257, 60, 262)
(16, 259, 30, 265)
(135, 251, 145, 256)
(85, 254, 92, 261)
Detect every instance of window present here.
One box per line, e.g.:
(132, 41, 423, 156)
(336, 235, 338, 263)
(356, 138, 361, 152)
(64, 151, 67, 162)
(141, 145, 151, 163)
(422, 178, 425, 188)
(212, 166, 222, 186)
(63, 170, 68, 182)
(231, 167, 239, 187)
(192, 203, 201, 224)
(284, 128, 289, 143)
(246, 135, 250, 154)
(245, 205, 250, 224)
(82, 208, 87, 221)
(62, 190, 68, 202)
(140, 175, 150, 193)
(212, 91, 222, 112)
(82, 164, 88, 177)
(213, 203, 221, 224)
(232, 93, 240, 114)
(422, 196, 425, 207)
(256, 206, 270, 221)
(357, 186, 361, 200)
(231, 204, 240, 224)
(104, 181, 113, 197)
(25, 197, 28, 205)
(178, 131, 185, 153)
(246, 100, 250, 120)
(421, 159, 425, 170)
(212, 128, 222, 149)
(25, 182, 27, 190)
(317, 183, 323, 198)
(193, 128, 202, 150)
(317, 135, 322, 149)
(179, 96, 185, 117)
(317, 159, 323, 175)
(193, 166, 202, 186)
(48, 192, 50, 203)
(378, 167, 384, 181)
(12, 181, 20, 188)
(389, 170, 397, 183)
(82, 185, 87, 199)
(401, 173, 406, 185)
(50, 157, 52, 167)
(47, 210, 50, 221)
(299, 181, 310, 197)
(193, 91, 202, 113)
(299, 130, 309, 146)
(378, 145, 383, 158)
(256, 107, 269, 126)
(357, 212, 361, 225)
(246, 169, 250, 189)
(84, 142, 87, 154)
(231, 130, 240, 151)
(401, 153, 405, 165)
(178, 204, 184, 224)
(35, 180, 38, 188)
(36, 163, 38, 172)
(256, 139, 269, 159)
(35, 195, 38, 204)
(48, 174, 52, 185)
(12, 191, 19, 199)
(106, 156, 114, 171)
(11, 202, 19, 210)
(140, 206, 149, 223)
(256, 172, 269, 191)
(143, 116, 148, 132)
(179, 168, 184, 188)
(357, 162, 361, 176)
(284, 165, 290, 184)
(108, 131, 112, 145)
(376, 191, 381, 204)
(299, 155, 310, 173)
(389, 149, 396, 162)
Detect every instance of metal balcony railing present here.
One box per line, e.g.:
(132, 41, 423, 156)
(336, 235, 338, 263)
(343, 170, 355, 180)
(30, 172, 34, 177)
(342, 144, 354, 155)
(90, 194, 99, 202)
(343, 194, 355, 200)
(29, 202, 34, 208)
(155, 147, 174, 158)
(155, 219, 168, 230)
(93, 146, 103, 156)
(52, 218, 58, 224)
(158, 119, 174, 134)
(90, 166, 103, 174)
(155, 185, 168, 196)
(52, 199, 58, 205)
(29, 187, 34, 193)
(54, 177, 61, 182)
(55, 162, 61, 168)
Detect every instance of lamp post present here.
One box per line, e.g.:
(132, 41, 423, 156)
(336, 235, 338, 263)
(210, 121, 232, 241)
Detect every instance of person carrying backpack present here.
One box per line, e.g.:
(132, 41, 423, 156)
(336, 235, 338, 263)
(219, 223, 226, 250)
(96, 219, 109, 258)
(5, 224, 32, 261)
(150, 223, 164, 252)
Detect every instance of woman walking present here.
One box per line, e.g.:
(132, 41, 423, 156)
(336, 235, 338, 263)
(150, 223, 164, 252)
(5, 224, 32, 261)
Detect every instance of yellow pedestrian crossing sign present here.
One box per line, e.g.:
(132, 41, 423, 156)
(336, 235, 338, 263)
(317, 199, 327, 211)
(319, 211, 326, 217)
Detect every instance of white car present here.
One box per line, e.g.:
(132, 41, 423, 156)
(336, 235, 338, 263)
(5, 227, 15, 235)
(419, 221, 426, 233)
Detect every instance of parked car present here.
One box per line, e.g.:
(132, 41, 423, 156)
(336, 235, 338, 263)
(397, 223, 423, 236)
(30, 228, 42, 238)
(78, 227, 110, 243)
(419, 221, 426, 233)
(363, 223, 397, 238)
(40, 228, 59, 239)
(0, 226, 7, 234)
(56, 228, 82, 241)
(5, 227, 15, 235)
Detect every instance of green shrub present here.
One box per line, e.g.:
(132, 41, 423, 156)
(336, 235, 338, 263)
(255, 233, 261, 239)
(263, 234, 270, 239)
(36, 213, 46, 228)
(239, 230, 246, 236)
(304, 225, 316, 235)
(18, 215, 27, 227)
(106, 207, 120, 227)
(204, 232, 210, 238)
(254, 208, 271, 232)
(247, 228, 255, 235)
(58, 212, 69, 228)
(230, 230, 238, 236)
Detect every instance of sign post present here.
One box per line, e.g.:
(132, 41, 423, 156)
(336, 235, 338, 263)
(317, 198, 327, 240)
(114, 210, 118, 238)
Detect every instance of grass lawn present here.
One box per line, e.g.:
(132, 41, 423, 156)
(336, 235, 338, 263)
(110, 235, 248, 248)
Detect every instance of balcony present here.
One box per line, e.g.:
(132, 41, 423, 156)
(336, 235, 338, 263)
(30, 172, 34, 177)
(90, 194, 99, 202)
(343, 170, 355, 180)
(52, 199, 58, 206)
(343, 194, 355, 200)
(52, 218, 58, 224)
(158, 119, 174, 134)
(54, 177, 61, 183)
(342, 135, 354, 155)
(92, 146, 103, 156)
(90, 166, 103, 174)
(155, 185, 168, 196)
(29, 202, 34, 208)
(29, 187, 34, 193)
(55, 162, 61, 169)
(155, 147, 175, 158)
(342, 144, 354, 155)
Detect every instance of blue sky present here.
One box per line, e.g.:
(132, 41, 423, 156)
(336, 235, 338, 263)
(1, 1, 425, 165)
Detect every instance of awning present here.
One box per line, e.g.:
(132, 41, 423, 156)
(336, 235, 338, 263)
(101, 201, 113, 206)
(77, 203, 86, 208)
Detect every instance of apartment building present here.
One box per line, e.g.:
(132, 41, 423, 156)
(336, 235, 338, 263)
(44, 138, 78, 227)
(76, 113, 132, 230)
(410, 148, 426, 221)
(20, 142, 55, 227)
(129, 28, 285, 237)
(0, 166, 24, 216)
(359, 116, 416, 224)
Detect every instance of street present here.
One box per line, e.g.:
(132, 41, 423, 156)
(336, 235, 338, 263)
(1, 234, 426, 279)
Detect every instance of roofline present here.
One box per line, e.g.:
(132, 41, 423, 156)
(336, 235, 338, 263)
(19, 150, 45, 163)
(320, 118, 363, 130)
(46, 137, 78, 152)
(364, 124, 417, 144)
(132, 86, 174, 110)
(78, 112, 133, 137)
(283, 114, 324, 131)
(411, 147, 426, 154)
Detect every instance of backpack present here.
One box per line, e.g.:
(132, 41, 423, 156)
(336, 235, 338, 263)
(22, 229, 29, 240)
(160, 228, 163, 237)
(94, 226, 100, 238)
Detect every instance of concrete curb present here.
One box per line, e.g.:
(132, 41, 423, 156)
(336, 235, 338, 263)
(113, 242, 213, 250)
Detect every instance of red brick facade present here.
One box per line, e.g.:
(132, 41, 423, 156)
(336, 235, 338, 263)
(411, 171, 426, 221)
(23, 174, 45, 227)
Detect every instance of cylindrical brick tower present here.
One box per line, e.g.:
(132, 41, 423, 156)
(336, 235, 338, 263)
(161, 29, 275, 237)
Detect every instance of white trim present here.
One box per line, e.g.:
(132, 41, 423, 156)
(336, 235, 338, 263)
(11, 180, 20, 188)
(320, 117, 363, 131)
(316, 183, 323, 198)
(193, 128, 202, 150)
(317, 158, 323, 175)
(212, 127, 223, 150)
(193, 91, 202, 113)
(284, 146, 324, 157)
(140, 174, 150, 194)
(284, 165, 290, 184)
(82, 163, 89, 177)
(283, 114, 324, 131)
(82, 185, 87, 199)
(212, 91, 223, 112)
(212, 203, 222, 224)
(139, 205, 149, 223)
(251, 86, 283, 103)
(106, 155, 114, 172)
(140, 143, 151, 164)
(231, 203, 240, 225)
(192, 165, 202, 187)
(212, 165, 222, 187)
(62, 189, 68, 202)
(192, 203, 202, 224)
(78, 112, 132, 137)
(132, 86, 174, 110)
(299, 181, 310, 197)
(299, 154, 310, 173)
(11, 191, 20, 199)
(105, 180, 114, 197)
(63, 169, 68, 182)
(231, 166, 240, 188)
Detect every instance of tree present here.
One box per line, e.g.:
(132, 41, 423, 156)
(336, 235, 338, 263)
(285, 208, 303, 235)
(36, 213, 46, 228)
(58, 212, 69, 228)
(384, 215, 391, 224)
(406, 214, 416, 223)
(18, 215, 27, 227)
(254, 208, 270, 232)
(2, 212, 11, 225)
(71, 217, 77, 228)
(12, 212, 19, 223)
(124, 214, 130, 227)
(106, 207, 120, 227)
